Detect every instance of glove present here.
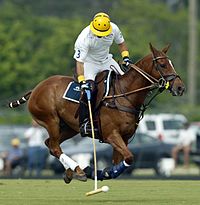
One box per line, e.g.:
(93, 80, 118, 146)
(121, 51, 132, 66)
(123, 56, 133, 66)
(80, 81, 91, 91)
(78, 75, 91, 91)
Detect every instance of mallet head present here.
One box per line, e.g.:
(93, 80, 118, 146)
(86, 186, 109, 196)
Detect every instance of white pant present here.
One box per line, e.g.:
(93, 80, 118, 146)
(84, 58, 124, 81)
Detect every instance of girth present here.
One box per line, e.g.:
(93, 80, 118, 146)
(103, 101, 141, 116)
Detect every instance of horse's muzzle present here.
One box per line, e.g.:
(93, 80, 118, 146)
(171, 85, 185, 96)
(168, 75, 185, 96)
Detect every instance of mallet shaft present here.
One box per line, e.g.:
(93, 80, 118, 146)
(87, 98, 97, 190)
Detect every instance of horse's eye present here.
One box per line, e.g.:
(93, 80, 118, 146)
(160, 64, 166, 68)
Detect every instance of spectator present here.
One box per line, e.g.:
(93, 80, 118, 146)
(24, 120, 45, 176)
(172, 122, 196, 168)
(2, 138, 24, 176)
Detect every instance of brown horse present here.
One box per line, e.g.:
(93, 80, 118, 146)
(9, 43, 185, 182)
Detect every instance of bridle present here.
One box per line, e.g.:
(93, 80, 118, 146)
(152, 55, 181, 91)
(104, 55, 180, 99)
(102, 55, 181, 118)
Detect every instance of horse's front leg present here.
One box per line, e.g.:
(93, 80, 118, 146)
(84, 129, 133, 180)
(97, 130, 133, 179)
(112, 148, 123, 164)
(107, 129, 133, 164)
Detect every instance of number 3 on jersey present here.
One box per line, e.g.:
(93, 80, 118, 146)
(76, 50, 81, 58)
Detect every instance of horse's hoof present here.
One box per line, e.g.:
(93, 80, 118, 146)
(63, 168, 73, 184)
(73, 172, 87, 182)
(63, 174, 72, 184)
(73, 166, 87, 182)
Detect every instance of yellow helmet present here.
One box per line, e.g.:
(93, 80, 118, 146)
(90, 12, 112, 37)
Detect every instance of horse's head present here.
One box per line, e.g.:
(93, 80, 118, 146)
(149, 43, 185, 96)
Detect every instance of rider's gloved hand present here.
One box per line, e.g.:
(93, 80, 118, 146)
(121, 50, 132, 67)
(78, 75, 91, 91)
(123, 56, 133, 66)
(80, 81, 91, 91)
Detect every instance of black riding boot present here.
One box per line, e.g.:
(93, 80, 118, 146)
(79, 92, 89, 126)
(79, 80, 98, 137)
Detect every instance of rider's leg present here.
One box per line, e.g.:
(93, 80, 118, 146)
(79, 80, 98, 134)
(104, 58, 126, 75)
(87, 80, 98, 113)
(78, 61, 98, 129)
(79, 91, 89, 126)
(79, 80, 95, 125)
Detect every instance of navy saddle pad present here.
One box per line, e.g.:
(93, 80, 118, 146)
(62, 71, 112, 103)
(63, 81, 81, 103)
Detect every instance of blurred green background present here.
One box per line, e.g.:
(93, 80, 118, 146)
(0, 0, 199, 124)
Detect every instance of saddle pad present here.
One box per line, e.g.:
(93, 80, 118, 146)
(62, 71, 112, 103)
(62, 81, 81, 103)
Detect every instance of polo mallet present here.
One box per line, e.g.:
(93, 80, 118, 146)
(85, 89, 109, 196)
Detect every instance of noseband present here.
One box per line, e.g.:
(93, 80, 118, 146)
(152, 56, 181, 91)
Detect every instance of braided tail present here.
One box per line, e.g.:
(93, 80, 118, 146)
(8, 91, 32, 108)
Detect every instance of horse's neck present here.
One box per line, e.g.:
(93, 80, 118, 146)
(118, 56, 153, 105)
(122, 57, 153, 86)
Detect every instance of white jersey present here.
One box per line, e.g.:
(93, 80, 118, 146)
(177, 129, 196, 146)
(74, 22, 124, 64)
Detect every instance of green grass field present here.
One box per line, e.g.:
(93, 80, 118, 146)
(0, 179, 200, 205)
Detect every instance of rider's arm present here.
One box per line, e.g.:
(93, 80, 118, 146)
(118, 41, 128, 53)
(118, 42, 130, 60)
(76, 61, 85, 83)
(112, 23, 130, 60)
(73, 29, 89, 83)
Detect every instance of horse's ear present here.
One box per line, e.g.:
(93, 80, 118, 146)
(149, 43, 154, 52)
(149, 43, 158, 56)
(162, 44, 171, 54)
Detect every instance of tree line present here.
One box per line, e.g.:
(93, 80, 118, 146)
(0, 0, 199, 122)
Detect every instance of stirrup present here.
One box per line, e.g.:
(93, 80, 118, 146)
(79, 120, 98, 137)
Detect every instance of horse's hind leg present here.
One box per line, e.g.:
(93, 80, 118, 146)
(59, 128, 87, 184)
(43, 118, 86, 183)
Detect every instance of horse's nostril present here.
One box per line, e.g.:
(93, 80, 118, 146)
(177, 86, 185, 95)
(178, 86, 182, 91)
(178, 86, 185, 92)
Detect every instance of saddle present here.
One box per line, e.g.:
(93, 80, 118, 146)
(63, 70, 115, 141)
(62, 70, 113, 104)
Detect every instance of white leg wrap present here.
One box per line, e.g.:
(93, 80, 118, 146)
(123, 160, 131, 167)
(59, 153, 79, 171)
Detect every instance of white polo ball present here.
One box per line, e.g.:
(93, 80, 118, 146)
(102, 186, 109, 192)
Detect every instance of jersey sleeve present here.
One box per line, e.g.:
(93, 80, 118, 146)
(112, 23, 125, 45)
(73, 30, 89, 62)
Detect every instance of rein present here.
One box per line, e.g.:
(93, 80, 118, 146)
(103, 63, 159, 100)
(102, 56, 179, 119)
